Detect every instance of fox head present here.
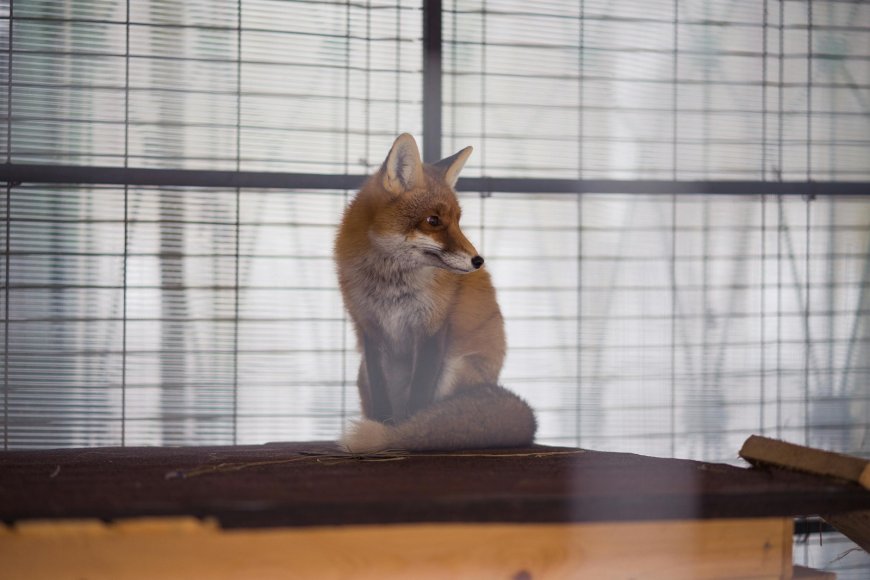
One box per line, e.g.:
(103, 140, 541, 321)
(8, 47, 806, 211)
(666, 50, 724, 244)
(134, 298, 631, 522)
(364, 133, 483, 274)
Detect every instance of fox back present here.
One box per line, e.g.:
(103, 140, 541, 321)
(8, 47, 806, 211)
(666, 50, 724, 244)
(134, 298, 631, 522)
(334, 134, 536, 452)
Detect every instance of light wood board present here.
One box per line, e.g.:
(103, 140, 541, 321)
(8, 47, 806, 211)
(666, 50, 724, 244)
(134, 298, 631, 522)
(0, 516, 794, 579)
(739, 435, 870, 490)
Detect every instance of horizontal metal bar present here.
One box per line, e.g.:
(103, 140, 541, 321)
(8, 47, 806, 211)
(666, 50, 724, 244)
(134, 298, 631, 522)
(5, 215, 870, 232)
(3, 163, 870, 195)
(469, 176, 870, 196)
(8, 336, 870, 357)
(4, 248, 870, 263)
(1, 164, 367, 190)
(5, 308, 869, 324)
(4, 281, 869, 292)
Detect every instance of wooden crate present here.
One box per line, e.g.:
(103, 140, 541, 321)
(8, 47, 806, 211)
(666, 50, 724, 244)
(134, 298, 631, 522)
(2, 516, 795, 579)
(2, 440, 867, 579)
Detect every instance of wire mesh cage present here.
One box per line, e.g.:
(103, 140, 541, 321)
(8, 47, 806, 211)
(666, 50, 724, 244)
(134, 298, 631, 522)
(2, 0, 869, 575)
(3, 0, 867, 454)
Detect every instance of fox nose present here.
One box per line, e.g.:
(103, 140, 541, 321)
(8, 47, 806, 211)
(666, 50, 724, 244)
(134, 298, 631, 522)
(471, 255, 484, 269)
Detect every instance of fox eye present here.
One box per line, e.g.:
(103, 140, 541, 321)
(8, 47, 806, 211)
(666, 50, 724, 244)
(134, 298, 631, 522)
(426, 215, 442, 227)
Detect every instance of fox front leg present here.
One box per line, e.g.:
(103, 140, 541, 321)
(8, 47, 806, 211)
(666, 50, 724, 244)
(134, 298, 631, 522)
(361, 333, 394, 424)
(406, 326, 448, 417)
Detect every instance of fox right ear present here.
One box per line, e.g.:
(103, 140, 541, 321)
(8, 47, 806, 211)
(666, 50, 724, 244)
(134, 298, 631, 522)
(433, 145, 473, 189)
(382, 133, 424, 196)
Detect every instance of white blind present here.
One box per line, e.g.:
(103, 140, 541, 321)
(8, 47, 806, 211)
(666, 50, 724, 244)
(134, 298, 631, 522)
(444, 0, 870, 181)
(3, 0, 422, 171)
(468, 192, 869, 461)
(1, 0, 423, 447)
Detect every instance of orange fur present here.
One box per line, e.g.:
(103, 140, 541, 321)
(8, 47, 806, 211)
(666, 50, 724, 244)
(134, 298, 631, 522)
(334, 134, 536, 452)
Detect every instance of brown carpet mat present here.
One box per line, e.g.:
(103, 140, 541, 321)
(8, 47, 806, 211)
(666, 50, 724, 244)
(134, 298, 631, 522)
(1, 442, 869, 529)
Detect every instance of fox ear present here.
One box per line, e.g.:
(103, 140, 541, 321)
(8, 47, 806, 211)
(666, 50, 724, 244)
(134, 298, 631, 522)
(382, 133, 424, 195)
(434, 146, 473, 189)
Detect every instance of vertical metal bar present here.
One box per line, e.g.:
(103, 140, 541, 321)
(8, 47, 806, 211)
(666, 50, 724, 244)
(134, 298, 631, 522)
(777, 0, 784, 181)
(761, 0, 769, 181)
(803, 196, 811, 448)
(476, 1, 487, 302)
(775, 0, 784, 441)
(824, 2, 835, 407)
(366, 0, 371, 164)
(760, 0, 768, 436)
(3, 0, 13, 450)
(826, 196, 834, 395)
(669, 0, 679, 458)
(340, 0, 352, 433)
(806, 0, 813, 184)
(450, 0, 457, 154)
(232, 0, 243, 446)
(475, 1, 487, 264)
(4, 0, 10, 162)
(121, 0, 130, 446)
(3, 182, 7, 451)
(422, 0, 442, 162)
(480, 1, 486, 176)
(803, 0, 813, 447)
(577, 0, 584, 186)
(479, 0, 488, 256)
(700, 1, 712, 452)
(395, 0, 401, 132)
(575, 0, 585, 449)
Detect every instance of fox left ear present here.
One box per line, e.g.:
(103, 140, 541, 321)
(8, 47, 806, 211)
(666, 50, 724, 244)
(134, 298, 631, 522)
(434, 146, 473, 189)
(382, 133, 424, 196)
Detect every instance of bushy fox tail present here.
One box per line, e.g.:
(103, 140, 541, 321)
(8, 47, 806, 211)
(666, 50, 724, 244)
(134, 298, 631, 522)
(340, 385, 537, 453)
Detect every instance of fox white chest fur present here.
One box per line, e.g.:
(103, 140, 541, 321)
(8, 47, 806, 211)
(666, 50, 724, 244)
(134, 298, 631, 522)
(343, 240, 438, 346)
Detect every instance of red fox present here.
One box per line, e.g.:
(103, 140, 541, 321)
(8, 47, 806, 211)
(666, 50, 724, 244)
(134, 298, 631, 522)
(334, 133, 537, 452)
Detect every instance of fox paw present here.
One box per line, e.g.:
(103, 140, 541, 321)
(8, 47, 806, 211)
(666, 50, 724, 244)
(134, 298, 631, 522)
(339, 419, 392, 454)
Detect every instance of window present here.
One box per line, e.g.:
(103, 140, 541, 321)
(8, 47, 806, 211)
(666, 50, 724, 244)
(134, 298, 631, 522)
(2, 1, 868, 466)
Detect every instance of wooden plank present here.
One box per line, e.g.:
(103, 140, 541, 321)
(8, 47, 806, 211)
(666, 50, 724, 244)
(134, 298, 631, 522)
(0, 517, 793, 580)
(739, 435, 870, 490)
(4, 442, 870, 528)
(824, 510, 870, 553)
(739, 435, 870, 552)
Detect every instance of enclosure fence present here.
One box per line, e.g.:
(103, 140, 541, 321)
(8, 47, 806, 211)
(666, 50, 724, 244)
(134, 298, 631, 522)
(1, 0, 868, 484)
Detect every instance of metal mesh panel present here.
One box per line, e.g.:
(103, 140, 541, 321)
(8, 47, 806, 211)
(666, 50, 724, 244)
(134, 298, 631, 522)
(2, 2, 869, 576)
(0, 2, 867, 471)
(443, 0, 870, 181)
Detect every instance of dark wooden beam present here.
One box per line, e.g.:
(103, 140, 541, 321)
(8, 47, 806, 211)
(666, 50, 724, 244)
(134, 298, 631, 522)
(422, 0, 443, 163)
